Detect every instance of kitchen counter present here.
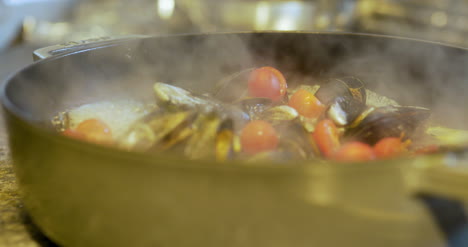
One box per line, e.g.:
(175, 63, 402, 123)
(0, 128, 57, 247)
(0, 45, 57, 246)
(0, 150, 48, 247)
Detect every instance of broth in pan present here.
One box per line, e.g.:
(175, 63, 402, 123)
(53, 66, 467, 163)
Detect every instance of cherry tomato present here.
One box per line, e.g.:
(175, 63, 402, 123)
(62, 128, 86, 140)
(248, 66, 287, 102)
(74, 118, 113, 144)
(240, 120, 279, 155)
(332, 141, 376, 162)
(288, 89, 325, 118)
(374, 137, 407, 159)
(312, 119, 340, 158)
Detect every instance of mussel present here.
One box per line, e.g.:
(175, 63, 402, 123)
(276, 122, 316, 159)
(153, 82, 249, 129)
(235, 97, 273, 120)
(315, 76, 367, 105)
(212, 68, 254, 103)
(118, 109, 237, 161)
(115, 82, 252, 160)
(215, 120, 236, 161)
(315, 77, 367, 126)
(153, 82, 215, 110)
(327, 95, 367, 126)
(184, 113, 232, 160)
(261, 105, 299, 123)
(117, 110, 196, 151)
(365, 89, 399, 108)
(346, 106, 431, 145)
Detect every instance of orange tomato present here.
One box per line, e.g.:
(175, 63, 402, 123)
(248, 67, 287, 102)
(288, 89, 325, 118)
(312, 119, 340, 158)
(240, 120, 279, 155)
(332, 141, 376, 162)
(65, 118, 113, 144)
(62, 128, 86, 140)
(374, 137, 407, 159)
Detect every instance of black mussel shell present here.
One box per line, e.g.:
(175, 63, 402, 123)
(315, 76, 367, 105)
(345, 106, 431, 144)
(212, 68, 254, 102)
(328, 95, 367, 126)
(235, 97, 273, 120)
(275, 122, 316, 159)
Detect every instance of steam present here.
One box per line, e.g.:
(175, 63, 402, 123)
(8, 33, 468, 132)
(324, 38, 468, 129)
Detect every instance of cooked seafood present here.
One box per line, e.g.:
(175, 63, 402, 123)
(236, 97, 272, 120)
(315, 77, 367, 105)
(345, 106, 431, 145)
(315, 77, 367, 126)
(55, 66, 464, 163)
(118, 110, 196, 151)
(261, 105, 299, 123)
(327, 95, 367, 126)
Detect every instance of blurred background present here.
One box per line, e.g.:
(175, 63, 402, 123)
(1, 0, 468, 79)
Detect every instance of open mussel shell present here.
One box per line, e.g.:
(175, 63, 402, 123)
(261, 105, 299, 123)
(315, 76, 367, 105)
(117, 110, 196, 151)
(184, 113, 224, 159)
(327, 95, 367, 126)
(235, 97, 273, 120)
(314, 77, 368, 127)
(346, 106, 431, 145)
(158, 113, 236, 161)
(212, 67, 255, 103)
(153, 82, 217, 110)
(118, 107, 237, 161)
(215, 120, 236, 161)
(274, 122, 315, 160)
(153, 82, 249, 129)
(365, 89, 399, 108)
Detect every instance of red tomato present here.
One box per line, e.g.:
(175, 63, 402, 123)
(248, 66, 287, 102)
(74, 118, 113, 144)
(332, 141, 376, 162)
(240, 120, 279, 155)
(312, 119, 340, 158)
(374, 137, 406, 159)
(62, 128, 86, 140)
(288, 89, 325, 118)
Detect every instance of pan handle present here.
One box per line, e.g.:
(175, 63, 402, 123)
(407, 153, 468, 247)
(407, 153, 468, 201)
(32, 34, 150, 61)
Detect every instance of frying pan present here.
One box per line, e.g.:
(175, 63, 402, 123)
(2, 32, 468, 247)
